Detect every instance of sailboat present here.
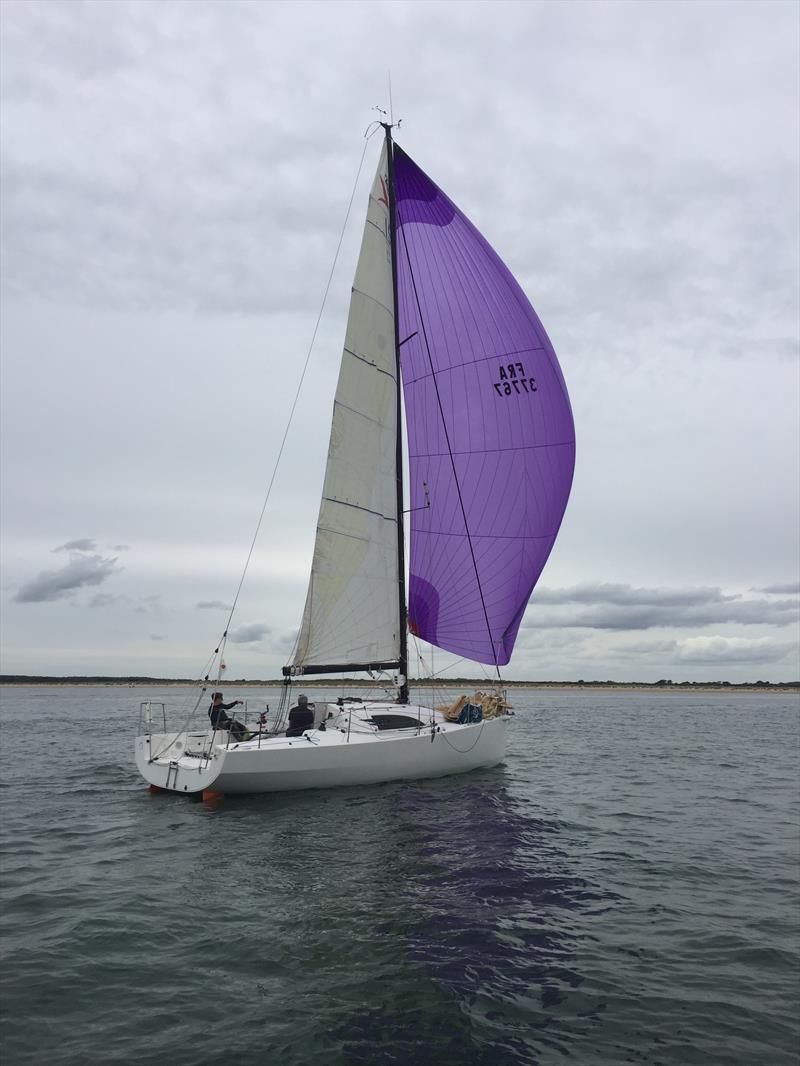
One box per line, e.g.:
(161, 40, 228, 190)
(135, 123, 575, 796)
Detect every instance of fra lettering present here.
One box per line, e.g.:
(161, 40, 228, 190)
(493, 362, 537, 397)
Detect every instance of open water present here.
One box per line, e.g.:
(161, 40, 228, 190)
(0, 685, 798, 1066)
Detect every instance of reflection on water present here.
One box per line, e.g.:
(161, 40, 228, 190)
(315, 776, 615, 1066)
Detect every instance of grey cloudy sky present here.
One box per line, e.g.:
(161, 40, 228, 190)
(1, 0, 798, 682)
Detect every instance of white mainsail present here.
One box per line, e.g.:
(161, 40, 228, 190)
(291, 145, 401, 671)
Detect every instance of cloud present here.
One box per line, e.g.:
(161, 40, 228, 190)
(14, 551, 121, 603)
(532, 583, 736, 607)
(196, 600, 232, 611)
(675, 636, 798, 664)
(89, 591, 163, 614)
(53, 538, 96, 553)
(133, 595, 161, 615)
(149, 634, 166, 642)
(89, 592, 131, 608)
(513, 627, 594, 654)
(228, 621, 271, 644)
(570, 634, 799, 670)
(525, 583, 799, 630)
(2, 0, 793, 353)
(0, 4, 797, 684)
(756, 582, 800, 595)
(108, 543, 131, 552)
(272, 627, 300, 654)
(614, 638, 679, 656)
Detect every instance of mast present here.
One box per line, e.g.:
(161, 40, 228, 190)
(383, 122, 409, 704)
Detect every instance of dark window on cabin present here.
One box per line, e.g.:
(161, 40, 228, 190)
(370, 715, 421, 731)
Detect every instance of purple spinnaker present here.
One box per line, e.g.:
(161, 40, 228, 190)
(393, 145, 575, 666)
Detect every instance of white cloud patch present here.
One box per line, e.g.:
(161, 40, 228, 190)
(89, 592, 131, 608)
(133, 595, 161, 615)
(228, 621, 271, 644)
(525, 583, 799, 630)
(272, 627, 299, 654)
(149, 633, 166, 642)
(196, 600, 232, 611)
(615, 638, 680, 656)
(532, 583, 734, 607)
(53, 538, 96, 553)
(89, 592, 164, 616)
(675, 636, 798, 664)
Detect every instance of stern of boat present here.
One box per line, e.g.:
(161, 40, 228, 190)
(135, 731, 226, 794)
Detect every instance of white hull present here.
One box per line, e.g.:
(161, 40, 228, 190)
(135, 702, 508, 796)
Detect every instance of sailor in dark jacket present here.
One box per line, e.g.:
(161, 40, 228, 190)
(286, 694, 315, 737)
(208, 692, 247, 741)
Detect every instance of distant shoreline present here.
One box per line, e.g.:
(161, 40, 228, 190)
(0, 675, 797, 693)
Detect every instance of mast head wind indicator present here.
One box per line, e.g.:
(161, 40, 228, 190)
(365, 109, 401, 141)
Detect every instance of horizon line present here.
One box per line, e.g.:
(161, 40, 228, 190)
(0, 674, 797, 689)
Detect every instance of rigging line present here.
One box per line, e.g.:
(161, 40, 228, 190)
(149, 687, 208, 762)
(150, 648, 218, 753)
(431, 655, 470, 680)
(410, 633, 466, 684)
(218, 131, 378, 648)
(282, 571, 307, 674)
(398, 217, 501, 672)
(147, 628, 228, 763)
(215, 633, 229, 684)
(274, 682, 292, 734)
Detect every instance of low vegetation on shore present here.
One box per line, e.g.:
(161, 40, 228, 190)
(0, 675, 796, 691)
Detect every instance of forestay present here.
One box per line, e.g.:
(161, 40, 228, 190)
(292, 145, 402, 672)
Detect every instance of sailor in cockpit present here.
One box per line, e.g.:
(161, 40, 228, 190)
(286, 694, 315, 737)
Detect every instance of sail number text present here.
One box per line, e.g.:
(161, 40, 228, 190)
(493, 362, 537, 397)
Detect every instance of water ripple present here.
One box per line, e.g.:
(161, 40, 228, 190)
(0, 685, 798, 1065)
